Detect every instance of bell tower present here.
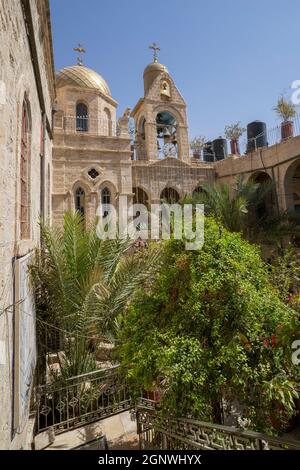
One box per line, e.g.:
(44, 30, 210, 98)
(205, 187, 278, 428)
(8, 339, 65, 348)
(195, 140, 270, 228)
(131, 44, 189, 162)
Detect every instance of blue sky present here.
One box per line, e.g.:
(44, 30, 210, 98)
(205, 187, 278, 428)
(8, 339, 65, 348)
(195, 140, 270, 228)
(50, 0, 300, 141)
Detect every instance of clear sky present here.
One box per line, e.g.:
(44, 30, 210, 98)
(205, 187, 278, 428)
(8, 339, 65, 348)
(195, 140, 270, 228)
(50, 0, 300, 142)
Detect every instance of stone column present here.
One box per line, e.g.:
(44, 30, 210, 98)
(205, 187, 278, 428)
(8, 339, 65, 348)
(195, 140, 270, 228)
(145, 121, 158, 161)
(118, 115, 130, 138)
(177, 124, 189, 161)
(89, 191, 98, 219)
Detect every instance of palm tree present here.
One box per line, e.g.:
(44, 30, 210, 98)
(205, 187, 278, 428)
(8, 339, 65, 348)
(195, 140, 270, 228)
(30, 212, 161, 378)
(191, 176, 299, 243)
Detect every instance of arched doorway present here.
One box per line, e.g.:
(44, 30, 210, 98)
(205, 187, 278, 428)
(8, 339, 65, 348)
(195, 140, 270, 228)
(284, 159, 300, 214)
(250, 172, 275, 218)
(133, 187, 148, 207)
(156, 111, 178, 159)
(160, 187, 180, 203)
(192, 186, 206, 198)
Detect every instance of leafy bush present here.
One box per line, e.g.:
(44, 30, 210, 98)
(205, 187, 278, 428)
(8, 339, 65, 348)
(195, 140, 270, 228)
(119, 218, 299, 433)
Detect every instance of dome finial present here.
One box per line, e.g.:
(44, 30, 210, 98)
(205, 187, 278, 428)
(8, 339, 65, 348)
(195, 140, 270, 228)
(149, 42, 160, 63)
(73, 43, 86, 66)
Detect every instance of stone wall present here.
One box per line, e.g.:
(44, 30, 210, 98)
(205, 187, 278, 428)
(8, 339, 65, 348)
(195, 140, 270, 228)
(215, 137, 300, 213)
(132, 160, 215, 201)
(0, 0, 54, 449)
(52, 129, 132, 226)
(55, 85, 117, 136)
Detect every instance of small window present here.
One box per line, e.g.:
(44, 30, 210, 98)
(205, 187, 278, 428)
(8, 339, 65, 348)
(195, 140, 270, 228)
(76, 102, 88, 132)
(75, 187, 85, 216)
(101, 187, 111, 217)
(160, 80, 171, 98)
(101, 187, 111, 205)
(88, 168, 99, 179)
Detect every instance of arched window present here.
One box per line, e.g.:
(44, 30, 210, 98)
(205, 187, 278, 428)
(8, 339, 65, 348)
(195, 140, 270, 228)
(135, 117, 146, 160)
(160, 187, 180, 203)
(160, 80, 171, 98)
(103, 108, 111, 136)
(156, 111, 177, 159)
(133, 187, 148, 207)
(76, 102, 88, 132)
(192, 186, 206, 198)
(101, 187, 111, 217)
(20, 98, 31, 239)
(101, 187, 111, 205)
(75, 187, 85, 216)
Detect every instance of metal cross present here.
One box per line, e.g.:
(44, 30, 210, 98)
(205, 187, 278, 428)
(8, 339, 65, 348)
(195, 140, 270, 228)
(149, 43, 160, 63)
(73, 43, 86, 66)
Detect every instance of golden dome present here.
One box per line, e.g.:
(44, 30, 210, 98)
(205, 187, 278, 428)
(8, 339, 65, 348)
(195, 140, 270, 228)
(56, 65, 111, 96)
(143, 61, 168, 76)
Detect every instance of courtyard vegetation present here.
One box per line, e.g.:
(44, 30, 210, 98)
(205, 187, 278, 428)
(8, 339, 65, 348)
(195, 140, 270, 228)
(31, 178, 300, 435)
(119, 218, 300, 434)
(30, 212, 161, 378)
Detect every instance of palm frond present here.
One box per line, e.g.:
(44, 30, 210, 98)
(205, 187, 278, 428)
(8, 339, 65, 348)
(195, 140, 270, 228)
(31, 212, 162, 377)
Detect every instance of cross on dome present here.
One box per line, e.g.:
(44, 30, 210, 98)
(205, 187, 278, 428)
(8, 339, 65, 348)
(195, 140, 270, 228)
(149, 42, 160, 63)
(73, 43, 86, 66)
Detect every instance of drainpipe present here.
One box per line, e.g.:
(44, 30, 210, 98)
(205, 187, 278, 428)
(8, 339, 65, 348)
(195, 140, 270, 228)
(271, 166, 280, 217)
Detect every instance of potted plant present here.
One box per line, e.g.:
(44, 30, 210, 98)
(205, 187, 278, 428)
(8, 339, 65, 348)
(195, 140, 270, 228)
(190, 136, 205, 159)
(224, 122, 245, 155)
(274, 96, 296, 140)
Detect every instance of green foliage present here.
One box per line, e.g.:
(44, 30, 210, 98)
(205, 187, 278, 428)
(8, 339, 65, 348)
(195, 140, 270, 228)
(190, 136, 206, 153)
(269, 246, 300, 346)
(192, 176, 272, 233)
(30, 212, 161, 377)
(224, 122, 246, 140)
(269, 246, 300, 303)
(191, 176, 298, 245)
(274, 96, 296, 121)
(119, 218, 298, 434)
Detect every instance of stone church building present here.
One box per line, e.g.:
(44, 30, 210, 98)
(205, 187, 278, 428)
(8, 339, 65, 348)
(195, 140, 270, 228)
(1, 0, 300, 450)
(52, 51, 300, 227)
(52, 54, 215, 226)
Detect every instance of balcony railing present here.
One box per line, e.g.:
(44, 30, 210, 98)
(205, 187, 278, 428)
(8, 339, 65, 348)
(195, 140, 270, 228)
(35, 366, 132, 435)
(136, 400, 300, 450)
(240, 115, 300, 155)
(54, 115, 117, 137)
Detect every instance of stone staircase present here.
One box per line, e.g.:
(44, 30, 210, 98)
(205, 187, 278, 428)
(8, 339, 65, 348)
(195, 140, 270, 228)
(35, 410, 138, 450)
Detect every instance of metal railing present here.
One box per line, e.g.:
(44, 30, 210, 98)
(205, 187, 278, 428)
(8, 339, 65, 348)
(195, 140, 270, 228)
(240, 115, 300, 155)
(136, 400, 300, 450)
(54, 115, 117, 136)
(35, 366, 132, 435)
